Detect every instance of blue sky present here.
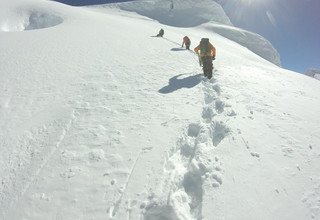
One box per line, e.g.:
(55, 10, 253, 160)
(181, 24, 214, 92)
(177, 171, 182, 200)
(54, 0, 319, 73)
(220, 0, 320, 73)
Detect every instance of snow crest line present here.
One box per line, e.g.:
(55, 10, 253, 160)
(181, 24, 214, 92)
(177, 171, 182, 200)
(143, 71, 232, 220)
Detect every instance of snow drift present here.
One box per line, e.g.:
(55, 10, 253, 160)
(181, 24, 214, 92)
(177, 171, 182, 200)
(0, 1, 65, 32)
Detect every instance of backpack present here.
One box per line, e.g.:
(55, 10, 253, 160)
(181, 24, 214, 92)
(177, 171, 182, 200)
(200, 38, 209, 54)
(184, 36, 190, 44)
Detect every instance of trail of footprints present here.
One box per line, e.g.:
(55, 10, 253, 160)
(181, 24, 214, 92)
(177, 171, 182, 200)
(144, 75, 234, 220)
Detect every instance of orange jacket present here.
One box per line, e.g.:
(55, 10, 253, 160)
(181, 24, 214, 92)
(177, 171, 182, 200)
(194, 42, 216, 57)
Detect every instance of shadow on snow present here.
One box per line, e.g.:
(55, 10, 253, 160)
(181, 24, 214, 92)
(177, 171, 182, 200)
(159, 74, 202, 94)
(170, 47, 186, 52)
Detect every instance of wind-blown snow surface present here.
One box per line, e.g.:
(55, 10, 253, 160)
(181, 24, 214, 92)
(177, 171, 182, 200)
(0, 0, 320, 219)
(92, 0, 281, 67)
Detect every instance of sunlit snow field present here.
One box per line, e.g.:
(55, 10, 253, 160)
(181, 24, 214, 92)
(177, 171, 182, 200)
(0, 0, 320, 219)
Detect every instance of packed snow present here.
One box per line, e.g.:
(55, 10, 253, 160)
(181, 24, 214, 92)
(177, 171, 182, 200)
(0, 0, 320, 220)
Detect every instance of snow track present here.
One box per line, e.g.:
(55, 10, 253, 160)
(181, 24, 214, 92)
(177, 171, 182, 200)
(108, 150, 142, 219)
(143, 72, 232, 220)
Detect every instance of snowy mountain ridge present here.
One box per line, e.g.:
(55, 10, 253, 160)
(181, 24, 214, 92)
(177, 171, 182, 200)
(90, 0, 281, 66)
(0, 0, 320, 219)
(96, 0, 233, 27)
(305, 68, 320, 81)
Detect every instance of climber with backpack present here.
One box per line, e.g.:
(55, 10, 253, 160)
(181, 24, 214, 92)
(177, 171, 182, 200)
(181, 36, 191, 50)
(194, 38, 216, 79)
(156, 28, 164, 37)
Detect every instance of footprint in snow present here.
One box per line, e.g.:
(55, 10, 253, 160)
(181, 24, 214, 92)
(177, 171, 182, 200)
(215, 99, 225, 113)
(227, 109, 237, 117)
(143, 203, 179, 220)
(60, 166, 81, 179)
(212, 84, 221, 95)
(281, 146, 294, 157)
(202, 106, 215, 122)
(210, 120, 230, 146)
(142, 146, 153, 153)
(250, 152, 260, 158)
(211, 172, 223, 187)
(88, 148, 105, 162)
(187, 123, 202, 138)
(204, 92, 216, 104)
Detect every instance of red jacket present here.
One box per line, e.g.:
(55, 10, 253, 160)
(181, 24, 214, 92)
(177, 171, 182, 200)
(182, 36, 190, 46)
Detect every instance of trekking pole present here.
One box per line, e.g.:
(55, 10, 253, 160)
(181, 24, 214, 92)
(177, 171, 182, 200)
(198, 54, 202, 67)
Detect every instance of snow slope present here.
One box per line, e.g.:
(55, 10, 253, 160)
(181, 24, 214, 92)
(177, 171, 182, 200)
(91, 0, 281, 67)
(98, 0, 233, 27)
(1, 0, 320, 220)
(305, 68, 320, 81)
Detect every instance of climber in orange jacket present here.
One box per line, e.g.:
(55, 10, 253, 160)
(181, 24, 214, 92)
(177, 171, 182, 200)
(194, 38, 216, 58)
(194, 38, 216, 79)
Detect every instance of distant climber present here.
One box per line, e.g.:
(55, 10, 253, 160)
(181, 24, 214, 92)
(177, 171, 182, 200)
(156, 28, 164, 37)
(181, 36, 191, 50)
(170, 1, 174, 10)
(194, 38, 216, 79)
